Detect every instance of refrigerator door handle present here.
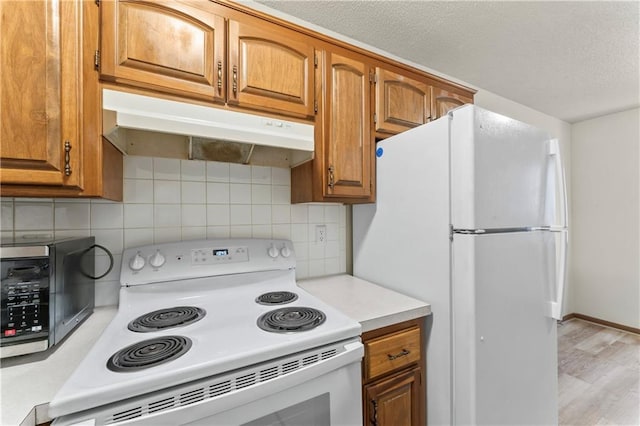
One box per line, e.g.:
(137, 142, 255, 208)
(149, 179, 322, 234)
(547, 229, 568, 320)
(549, 139, 568, 228)
(546, 139, 568, 320)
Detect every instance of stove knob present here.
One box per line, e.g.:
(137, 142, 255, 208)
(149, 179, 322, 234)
(149, 250, 166, 268)
(280, 245, 291, 258)
(267, 244, 279, 258)
(129, 252, 146, 271)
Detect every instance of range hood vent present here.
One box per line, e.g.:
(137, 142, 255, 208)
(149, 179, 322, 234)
(102, 89, 315, 167)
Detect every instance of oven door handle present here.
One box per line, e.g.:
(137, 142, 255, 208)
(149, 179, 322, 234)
(123, 340, 364, 426)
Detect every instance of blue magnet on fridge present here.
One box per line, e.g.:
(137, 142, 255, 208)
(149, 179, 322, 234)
(376, 147, 384, 158)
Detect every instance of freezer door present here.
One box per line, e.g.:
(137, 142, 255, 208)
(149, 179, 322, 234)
(452, 231, 558, 425)
(450, 106, 552, 229)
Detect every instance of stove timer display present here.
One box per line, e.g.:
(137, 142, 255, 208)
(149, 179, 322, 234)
(191, 246, 249, 265)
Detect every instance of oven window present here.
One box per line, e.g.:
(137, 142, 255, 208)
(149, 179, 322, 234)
(241, 393, 330, 426)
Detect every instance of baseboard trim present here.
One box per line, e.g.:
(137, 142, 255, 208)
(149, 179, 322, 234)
(562, 312, 640, 335)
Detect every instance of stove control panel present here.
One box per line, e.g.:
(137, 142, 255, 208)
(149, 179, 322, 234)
(121, 238, 296, 286)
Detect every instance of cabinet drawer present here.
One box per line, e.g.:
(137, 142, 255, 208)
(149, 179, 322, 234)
(365, 326, 421, 380)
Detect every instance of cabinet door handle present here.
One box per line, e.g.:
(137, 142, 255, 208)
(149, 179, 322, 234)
(387, 349, 410, 360)
(64, 140, 72, 176)
(232, 65, 238, 95)
(217, 61, 223, 93)
(370, 399, 379, 426)
(328, 165, 335, 189)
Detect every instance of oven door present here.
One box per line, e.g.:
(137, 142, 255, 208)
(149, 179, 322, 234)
(55, 339, 364, 426)
(194, 350, 362, 426)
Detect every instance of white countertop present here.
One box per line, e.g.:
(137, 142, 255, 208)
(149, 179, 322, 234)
(299, 274, 431, 333)
(0, 307, 117, 426)
(0, 275, 429, 425)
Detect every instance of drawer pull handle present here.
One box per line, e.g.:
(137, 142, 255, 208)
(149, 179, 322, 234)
(387, 349, 410, 360)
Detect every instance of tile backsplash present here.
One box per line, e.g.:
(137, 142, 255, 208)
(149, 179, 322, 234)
(0, 157, 347, 306)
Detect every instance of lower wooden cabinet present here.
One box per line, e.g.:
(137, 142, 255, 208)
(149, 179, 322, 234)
(365, 367, 422, 426)
(362, 318, 426, 426)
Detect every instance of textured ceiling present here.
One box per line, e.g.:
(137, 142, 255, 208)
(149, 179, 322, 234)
(253, 1, 640, 123)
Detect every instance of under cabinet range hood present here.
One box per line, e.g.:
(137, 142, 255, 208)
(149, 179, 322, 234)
(102, 89, 315, 167)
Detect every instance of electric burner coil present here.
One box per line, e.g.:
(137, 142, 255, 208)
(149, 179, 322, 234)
(107, 336, 192, 372)
(257, 307, 326, 333)
(128, 306, 206, 332)
(255, 291, 298, 305)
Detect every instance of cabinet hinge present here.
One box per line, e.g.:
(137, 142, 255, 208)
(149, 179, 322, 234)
(369, 72, 377, 84)
(373, 112, 377, 123)
(314, 54, 318, 68)
(314, 100, 318, 114)
(95, 0, 100, 5)
(94, 50, 100, 70)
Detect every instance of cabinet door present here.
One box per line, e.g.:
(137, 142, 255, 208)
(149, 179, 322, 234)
(375, 68, 432, 135)
(228, 16, 315, 117)
(432, 86, 473, 119)
(100, 0, 225, 102)
(322, 50, 372, 199)
(365, 367, 422, 426)
(0, 0, 81, 187)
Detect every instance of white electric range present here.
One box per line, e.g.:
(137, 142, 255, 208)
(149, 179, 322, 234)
(48, 239, 363, 425)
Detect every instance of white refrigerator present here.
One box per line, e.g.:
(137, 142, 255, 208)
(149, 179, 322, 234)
(353, 105, 567, 425)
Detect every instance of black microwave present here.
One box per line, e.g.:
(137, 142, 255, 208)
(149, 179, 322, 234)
(0, 237, 96, 358)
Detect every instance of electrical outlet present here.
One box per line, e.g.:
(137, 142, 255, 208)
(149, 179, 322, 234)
(315, 225, 327, 244)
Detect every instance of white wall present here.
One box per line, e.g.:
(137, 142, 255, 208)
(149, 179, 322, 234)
(570, 108, 640, 328)
(0, 157, 348, 306)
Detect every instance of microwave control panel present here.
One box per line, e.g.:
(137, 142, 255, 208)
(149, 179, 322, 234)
(1, 259, 50, 345)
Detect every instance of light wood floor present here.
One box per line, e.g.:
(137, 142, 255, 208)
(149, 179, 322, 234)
(558, 319, 640, 425)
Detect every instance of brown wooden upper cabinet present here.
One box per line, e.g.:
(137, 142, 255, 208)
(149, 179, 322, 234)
(323, 50, 373, 200)
(100, 0, 225, 102)
(227, 14, 315, 117)
(291, 47, 374, 203)
(432, 86, 474, 119)
(0, 0, 82, 188)
(1, 0, 122, 199)
(374, 67, 432, 135)
(99, 0, 315, 118)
